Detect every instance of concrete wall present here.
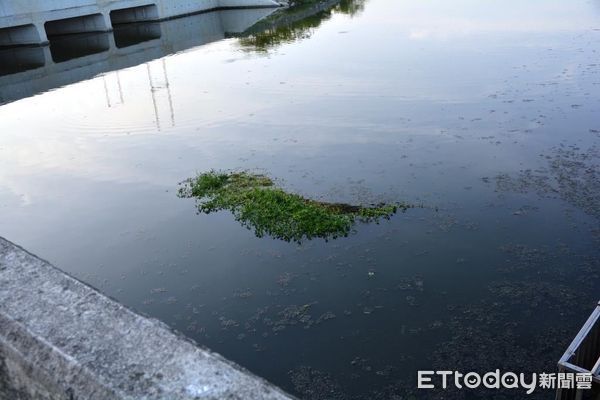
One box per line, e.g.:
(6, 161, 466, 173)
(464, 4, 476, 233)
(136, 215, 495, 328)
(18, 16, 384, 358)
(0, 0, 279, 46)
(0, 7, 275, 105)
(0, 237, 296, 400)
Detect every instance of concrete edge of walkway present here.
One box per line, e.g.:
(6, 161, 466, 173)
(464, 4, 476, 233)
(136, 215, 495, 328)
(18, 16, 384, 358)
(0, 237, 297, 400)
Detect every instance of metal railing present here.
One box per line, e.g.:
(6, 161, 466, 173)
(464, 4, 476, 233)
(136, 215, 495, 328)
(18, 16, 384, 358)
(557, 301, 600, 400)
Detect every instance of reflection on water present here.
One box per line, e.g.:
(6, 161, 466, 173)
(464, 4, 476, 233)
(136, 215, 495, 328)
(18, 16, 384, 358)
(0, 7, 276, 105)
(0, 47, 45, 76)
(113, 23, 162, 49)
(336, 0, 367, 16)
(0, 0, 599, 399)
(49, 33, 111, 63)
(237, 0, 366, 52)
(146, 60, 175, 131)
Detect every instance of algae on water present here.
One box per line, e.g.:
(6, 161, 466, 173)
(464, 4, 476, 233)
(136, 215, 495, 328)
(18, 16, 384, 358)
(178, 171, 410, 242)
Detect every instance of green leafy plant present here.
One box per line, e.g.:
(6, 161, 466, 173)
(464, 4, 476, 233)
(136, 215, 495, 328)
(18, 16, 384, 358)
(178, 171, 411, 242)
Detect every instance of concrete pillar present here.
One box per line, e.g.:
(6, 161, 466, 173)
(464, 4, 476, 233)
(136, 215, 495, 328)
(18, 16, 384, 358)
(35, 23, 49, 45)
(101, 12, 113, 31)
(0, 46, 46, 75)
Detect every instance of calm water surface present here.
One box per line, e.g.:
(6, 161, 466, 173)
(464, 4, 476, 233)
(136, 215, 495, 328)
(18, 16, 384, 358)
(1, 1, 599, 398)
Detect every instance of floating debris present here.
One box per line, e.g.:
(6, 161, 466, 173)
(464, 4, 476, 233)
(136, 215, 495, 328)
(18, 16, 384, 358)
(405, 295, 419, 307)
(277, 272, 297, 287)
(178, 171, 409, 242)
(268, 302, 318, 331)
(218, 317, 239, 330)
(233, 288, 253, 299)
(395, 276, 425, 292)
(493, 145, 599, 219)
(316, 311, 336, 324)
(288, 366, 344, 400)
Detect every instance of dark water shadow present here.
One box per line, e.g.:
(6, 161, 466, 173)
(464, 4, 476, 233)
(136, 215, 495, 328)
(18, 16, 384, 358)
(0, 47, 45, 76)
(49, 32, 110, 63)
(113, 23, 162, 49)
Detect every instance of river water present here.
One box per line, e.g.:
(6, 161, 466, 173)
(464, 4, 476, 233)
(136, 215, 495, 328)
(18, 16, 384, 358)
(1, 0, 599, 398)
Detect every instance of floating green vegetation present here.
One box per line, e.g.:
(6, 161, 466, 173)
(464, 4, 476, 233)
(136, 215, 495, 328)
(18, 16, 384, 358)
(178, 171, 410, 242)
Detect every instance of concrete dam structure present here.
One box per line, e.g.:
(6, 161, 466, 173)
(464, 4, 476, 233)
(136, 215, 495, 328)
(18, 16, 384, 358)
(0, 7, 277, 105)
(0, 0, 279, 47)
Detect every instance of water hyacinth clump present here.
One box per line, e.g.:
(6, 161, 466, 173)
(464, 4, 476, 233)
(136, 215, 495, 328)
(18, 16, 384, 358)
(178, 171, 410, 242)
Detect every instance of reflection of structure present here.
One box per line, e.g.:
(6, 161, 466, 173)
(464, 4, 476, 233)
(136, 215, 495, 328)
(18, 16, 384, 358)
(146, 59, 175, 130)
(0, 47, 45, 76)
(100, 58, 173, 129)
(0, 0, 278, 46)
(102, 71, 123, 108)
(0, 8, 276, 105)
(235, 0, 365, 52)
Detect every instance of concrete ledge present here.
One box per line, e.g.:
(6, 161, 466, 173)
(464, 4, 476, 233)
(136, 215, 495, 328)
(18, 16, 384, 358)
(0, 237, 296, 400)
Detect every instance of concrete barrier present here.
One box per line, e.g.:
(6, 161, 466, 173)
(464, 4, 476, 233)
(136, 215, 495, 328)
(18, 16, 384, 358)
(0, 0, 279, 46)
(0, 7, 276, 105)
(0, 237, 296, 400)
